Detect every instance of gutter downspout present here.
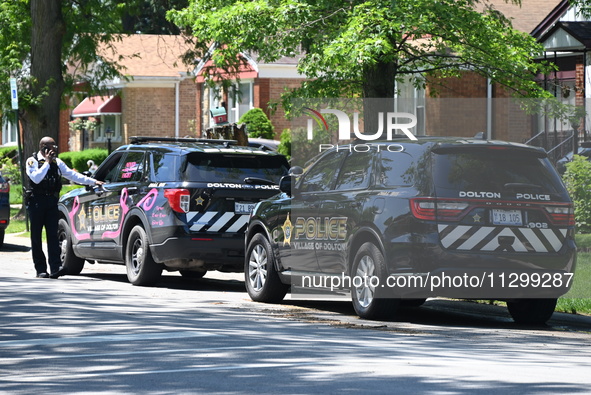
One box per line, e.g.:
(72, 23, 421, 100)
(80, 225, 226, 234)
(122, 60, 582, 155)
(487, 78, 492, 140)
(175, 80, 180, 138)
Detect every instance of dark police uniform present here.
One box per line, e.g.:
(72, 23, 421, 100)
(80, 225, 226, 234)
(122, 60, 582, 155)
(26, 152, 98, 277)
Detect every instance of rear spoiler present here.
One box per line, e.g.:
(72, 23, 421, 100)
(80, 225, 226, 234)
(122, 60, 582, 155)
(432, 142, 547, 158)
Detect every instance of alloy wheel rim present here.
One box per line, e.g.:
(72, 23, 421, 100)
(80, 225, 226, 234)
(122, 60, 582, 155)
(248, 244, 268, 291)
(355, 255, 376, 308)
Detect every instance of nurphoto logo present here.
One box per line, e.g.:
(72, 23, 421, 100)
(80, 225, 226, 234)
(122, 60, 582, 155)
(304, 107, 418, 141)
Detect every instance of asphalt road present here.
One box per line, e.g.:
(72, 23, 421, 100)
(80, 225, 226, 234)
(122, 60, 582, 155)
(1, 233, 591, 394)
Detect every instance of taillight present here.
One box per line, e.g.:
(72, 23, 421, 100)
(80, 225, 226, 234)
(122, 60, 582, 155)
(544, 204, 575, 226)
(164, 189, 190, 213)
(0, 182, 9, 193)
(410, 198, 469, 221)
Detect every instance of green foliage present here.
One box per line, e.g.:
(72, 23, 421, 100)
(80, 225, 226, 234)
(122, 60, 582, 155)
(170, 0, 555, 118)
(278, 128, 331, 168)
(563, 155, 591, 233)
(239, 108, 275, 139)
(278, 129, 292, 160)
(59, 148, 108, 173)
(1, 163, 22, 185)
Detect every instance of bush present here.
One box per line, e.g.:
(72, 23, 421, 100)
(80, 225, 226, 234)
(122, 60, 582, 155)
(563, 155, 591, 233)
(59, 148, 108, 173)
(239, 108, 275, 139)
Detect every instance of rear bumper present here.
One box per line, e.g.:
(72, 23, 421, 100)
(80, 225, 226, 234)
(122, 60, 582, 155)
(150, 234, 245, 270)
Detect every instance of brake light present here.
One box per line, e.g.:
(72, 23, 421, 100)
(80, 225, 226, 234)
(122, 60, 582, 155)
(410, 198, 469, 221)
(544, 204, 575, 226)
(164, 189, 190, 213)
(0, 182, 9, 193)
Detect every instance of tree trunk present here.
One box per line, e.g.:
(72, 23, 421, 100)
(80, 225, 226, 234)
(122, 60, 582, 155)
(362, 61, 397, 137)
(23, 0, 65, 157)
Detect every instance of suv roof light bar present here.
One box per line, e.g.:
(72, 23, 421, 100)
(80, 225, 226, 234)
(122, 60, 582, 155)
(129, 136, 238, 147)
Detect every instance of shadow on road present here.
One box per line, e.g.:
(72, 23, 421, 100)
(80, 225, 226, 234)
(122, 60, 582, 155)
(71, 269, 591, 333)
(0, 242, 31, 253)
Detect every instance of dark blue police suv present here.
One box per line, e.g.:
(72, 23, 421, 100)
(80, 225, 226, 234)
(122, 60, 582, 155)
(244, 138, 576, 324)
(58, 137, 289, 286)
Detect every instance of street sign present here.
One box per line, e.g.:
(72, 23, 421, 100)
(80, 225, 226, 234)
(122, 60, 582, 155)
(9, 78, 18, 110)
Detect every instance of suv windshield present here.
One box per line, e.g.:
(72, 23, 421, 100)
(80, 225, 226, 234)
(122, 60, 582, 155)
(432, 149, 566, 197)
(184, 153, 288, 184)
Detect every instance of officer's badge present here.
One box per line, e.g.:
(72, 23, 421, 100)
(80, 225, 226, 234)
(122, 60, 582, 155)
(282, 213, 293, 246)
(27, 159, 35, 167)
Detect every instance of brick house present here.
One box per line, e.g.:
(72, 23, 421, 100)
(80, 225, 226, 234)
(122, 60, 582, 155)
(404, 0, 591, 158)
(63, 36, 306, 152)
(64, 34, 198, 152)
(193, 51, 304, 138)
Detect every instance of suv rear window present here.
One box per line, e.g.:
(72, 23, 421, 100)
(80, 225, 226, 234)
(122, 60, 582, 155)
(184, 153, 288, 184)
(432, 149, 566, 196)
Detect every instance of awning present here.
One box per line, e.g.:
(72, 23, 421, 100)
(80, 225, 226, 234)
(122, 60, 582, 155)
(72, 95, 122, 117)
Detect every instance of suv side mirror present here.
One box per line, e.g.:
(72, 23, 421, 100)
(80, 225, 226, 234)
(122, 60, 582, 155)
(279, 175, 292, 195)
(280, 166, 304, 196)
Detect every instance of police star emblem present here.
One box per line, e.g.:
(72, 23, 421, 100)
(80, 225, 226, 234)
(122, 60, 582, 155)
(282, 213, 293, 246)
(77, 207, 87, 230)
(472, 213, 481, 223)
(195, 196, 205, 206)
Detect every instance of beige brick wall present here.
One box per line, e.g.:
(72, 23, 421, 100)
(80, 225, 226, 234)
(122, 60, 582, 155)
(121, 80, 197, 143)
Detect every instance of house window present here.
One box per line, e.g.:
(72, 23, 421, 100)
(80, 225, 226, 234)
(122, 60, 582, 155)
(94, 115, 122, 142)
(207, 81, 254, 126)
(228, 81, 253, 123)
(1, 117, 18, 145)
(395, 76, 425, 136)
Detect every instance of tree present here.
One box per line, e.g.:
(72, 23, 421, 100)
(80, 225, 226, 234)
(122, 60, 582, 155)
(120, 0, 189, 34)
(0, 1, 144, 159)
(169, 0, 555, 123)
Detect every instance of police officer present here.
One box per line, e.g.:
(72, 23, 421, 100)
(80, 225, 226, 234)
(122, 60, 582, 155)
(26, 136, 104, 278)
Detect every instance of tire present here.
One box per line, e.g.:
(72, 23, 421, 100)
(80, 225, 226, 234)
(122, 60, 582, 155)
(245, 233, 288, 303)
(507, 298, 557, 325)
(180, 269, 207, 279)
(58, 219, 85, 275)
(351, 242, 399, 320)
(125, 225, 162, 286)
(0, 229, 4, 248)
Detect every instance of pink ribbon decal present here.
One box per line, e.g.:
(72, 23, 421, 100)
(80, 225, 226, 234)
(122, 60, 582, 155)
(102, 188, 130, 239)
(68, 196, 91, 241)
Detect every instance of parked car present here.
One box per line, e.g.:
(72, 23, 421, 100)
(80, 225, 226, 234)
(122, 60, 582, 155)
(0, 172, 10, 248)
(57, 137, 289, 285)
(248, 138, 280, 152)
(555, 141, 591, 174)
(244, 137, 576, 325)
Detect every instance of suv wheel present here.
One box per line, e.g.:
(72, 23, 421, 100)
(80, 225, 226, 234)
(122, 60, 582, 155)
(126, 225, 162, 286)
(245, 233, 288, 302)
(0, 229, 4, 248)
(58, 219, 85, 274)
(351, 242, 398, 320)
(507, 298, 557, 325)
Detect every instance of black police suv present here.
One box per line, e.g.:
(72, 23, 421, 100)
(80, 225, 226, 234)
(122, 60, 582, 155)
(244, 138, 577, 324)
(57, 137, 289, 285)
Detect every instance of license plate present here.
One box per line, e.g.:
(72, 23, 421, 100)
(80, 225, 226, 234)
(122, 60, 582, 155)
(491, 209, 522, 226)
(235, 202, 257, 215)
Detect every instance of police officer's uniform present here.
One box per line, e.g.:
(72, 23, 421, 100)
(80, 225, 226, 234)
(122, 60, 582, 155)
(26, 152, 98, 277)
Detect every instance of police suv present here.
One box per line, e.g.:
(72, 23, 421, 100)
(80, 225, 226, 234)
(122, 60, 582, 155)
(244, 138, 576, 325)
(57, 137, 289, 285)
